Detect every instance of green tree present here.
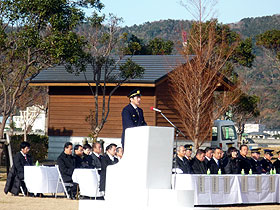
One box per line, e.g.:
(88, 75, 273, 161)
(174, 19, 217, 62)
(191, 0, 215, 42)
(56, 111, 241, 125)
(146, 38, 174, 55)
(0, 0, 103, 140)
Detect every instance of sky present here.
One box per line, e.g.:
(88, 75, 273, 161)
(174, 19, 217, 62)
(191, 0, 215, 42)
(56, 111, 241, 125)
(86, 0, 280, 26)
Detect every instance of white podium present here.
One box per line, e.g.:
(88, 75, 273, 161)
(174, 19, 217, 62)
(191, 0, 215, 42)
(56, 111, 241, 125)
(79, 126, 216, 210)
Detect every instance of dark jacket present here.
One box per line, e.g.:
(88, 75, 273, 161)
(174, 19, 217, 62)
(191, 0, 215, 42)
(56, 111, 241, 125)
(192, 157, 207, 174)
(13, 152, 33, 180)
(90, 153, 102, 169)
(73, 154, 88, 168)
(273, 158, 280, 174)
(99, 154, 118, 192)
(4, 166, 22, 195)
(57, 152, 75, 183)
(250, 158, 263, 174)
(121, 104, 147, 147)
(237, 154, 252, 174)
(207, 158, 224, 174)
(224, 158, 240, 174)
(260, 157, 273, 173)
(174, 156, 193, 174)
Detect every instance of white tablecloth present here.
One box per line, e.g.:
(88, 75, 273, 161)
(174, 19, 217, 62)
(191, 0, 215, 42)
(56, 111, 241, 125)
(72, 168, 101, 197)
(173, 174, 280, 205)
(24, 166, 64, 194)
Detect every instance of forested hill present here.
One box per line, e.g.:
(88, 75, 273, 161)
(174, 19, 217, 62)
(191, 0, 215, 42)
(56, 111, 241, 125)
(120, 15, 280, 129)
(120, 14, 280, 43)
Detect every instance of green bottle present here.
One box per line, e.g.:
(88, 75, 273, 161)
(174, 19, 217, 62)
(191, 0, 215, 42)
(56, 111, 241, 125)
(241, 169, 245, 175)
(273, 168, 276, 174)
(36, 160, 39, 166)
(207, 168, 210, 175)
(270, 168, 273, 175)
(218, 169, 222, 175)
(249, 169, 252, 175)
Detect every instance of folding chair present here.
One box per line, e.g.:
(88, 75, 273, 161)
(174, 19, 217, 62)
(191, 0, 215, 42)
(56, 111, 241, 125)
(55, 165, 72, 199)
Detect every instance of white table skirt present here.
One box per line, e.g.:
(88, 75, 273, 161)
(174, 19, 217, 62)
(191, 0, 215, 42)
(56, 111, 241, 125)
(172, 174, 280, 205)
(24, 166, 64, 194)
(72, 168, 102, 197)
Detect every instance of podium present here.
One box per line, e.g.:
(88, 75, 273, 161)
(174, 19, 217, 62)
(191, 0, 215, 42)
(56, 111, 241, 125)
(79, 126, 216, 210)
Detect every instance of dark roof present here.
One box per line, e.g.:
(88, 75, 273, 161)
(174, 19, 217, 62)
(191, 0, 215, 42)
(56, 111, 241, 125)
(30, 55, 187, 84)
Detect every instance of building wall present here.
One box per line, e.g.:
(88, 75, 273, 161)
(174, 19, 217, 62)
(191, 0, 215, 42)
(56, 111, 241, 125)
(48, 86, 156, 138)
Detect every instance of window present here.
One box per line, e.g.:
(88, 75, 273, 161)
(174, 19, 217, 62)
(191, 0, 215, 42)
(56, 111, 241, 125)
(221, 125, 237, 140)
(212, 127, 218, 141)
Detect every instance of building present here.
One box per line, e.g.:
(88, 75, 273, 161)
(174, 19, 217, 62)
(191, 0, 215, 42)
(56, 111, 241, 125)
(30, 55, 233, 160)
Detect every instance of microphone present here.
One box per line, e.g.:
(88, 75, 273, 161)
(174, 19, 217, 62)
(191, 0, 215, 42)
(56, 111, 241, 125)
(150, 106, 162, 113)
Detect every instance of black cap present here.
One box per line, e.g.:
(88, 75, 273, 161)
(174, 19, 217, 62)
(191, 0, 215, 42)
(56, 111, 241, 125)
(128, 89, 141, 98)
(264, 149, 274, 156)
(251, 148, 261, 154)
(184, 144, 192, 151)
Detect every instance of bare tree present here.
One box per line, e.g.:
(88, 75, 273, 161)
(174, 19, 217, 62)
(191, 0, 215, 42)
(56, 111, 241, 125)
(169, 0, 242, 149)
(77, 14, 144, 140)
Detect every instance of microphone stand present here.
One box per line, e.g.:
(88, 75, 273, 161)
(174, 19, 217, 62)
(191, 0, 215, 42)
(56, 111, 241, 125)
(158, 111, 186, 190)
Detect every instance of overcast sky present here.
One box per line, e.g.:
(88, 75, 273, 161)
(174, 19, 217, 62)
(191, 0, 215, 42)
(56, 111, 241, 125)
(86, 0, 280, 26)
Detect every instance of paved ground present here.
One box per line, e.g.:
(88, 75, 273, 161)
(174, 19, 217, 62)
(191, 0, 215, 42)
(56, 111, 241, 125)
(1, 181, 280, 210)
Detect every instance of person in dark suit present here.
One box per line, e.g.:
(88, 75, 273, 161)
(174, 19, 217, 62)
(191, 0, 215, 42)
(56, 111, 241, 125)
(121, 89, 147, 148)
(273, 151, 280, 174)
(73, 144, 87, 168)
(174, 145, 193, 174)
(184, 144, 193, 164)
(224, 147, 240, 174)
(207, 147, 224, 174)
(4, 142, 32, 195)
(83, 143, 94, 168)
(249, 148, 263, 174)
(90, 142, 102, 169)
(260, 149, 274, 173)
(57, 142, 76, 199)
(237, 144, 252, 174)
(204, 147, 213, 165)
(192, 149, 207, 174)
(100, 143, 119, 192)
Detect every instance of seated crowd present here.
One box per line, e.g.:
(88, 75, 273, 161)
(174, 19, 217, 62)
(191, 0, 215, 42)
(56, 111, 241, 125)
(174, 144, 280, 175)
(57, 142, 122, 198)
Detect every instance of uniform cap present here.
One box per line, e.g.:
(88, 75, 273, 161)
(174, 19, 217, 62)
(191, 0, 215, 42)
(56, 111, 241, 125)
(184, 144, 192, 151)
(128, 89, 141, 98)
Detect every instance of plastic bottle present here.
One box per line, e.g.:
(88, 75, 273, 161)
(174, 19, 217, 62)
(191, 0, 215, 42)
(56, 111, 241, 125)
(273, 168, 276, 174)
(270, 168, 273, 175)
(35, 160, 39, 166)
(207, 168, 210, 175)
(241, 169, 245, 175)
(249, 169, 252, 175)
(218, 169, 222, 175)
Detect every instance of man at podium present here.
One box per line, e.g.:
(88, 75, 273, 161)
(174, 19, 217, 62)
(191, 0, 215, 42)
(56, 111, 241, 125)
(121, 89, 147, 148)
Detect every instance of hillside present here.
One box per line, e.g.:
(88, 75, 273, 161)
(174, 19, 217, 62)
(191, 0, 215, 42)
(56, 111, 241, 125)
(120, 15, 280, 129)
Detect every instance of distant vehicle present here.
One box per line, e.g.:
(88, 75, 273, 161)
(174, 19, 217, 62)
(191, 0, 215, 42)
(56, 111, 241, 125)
(245, 138, 255, 144)
(211, 120, 238, 151)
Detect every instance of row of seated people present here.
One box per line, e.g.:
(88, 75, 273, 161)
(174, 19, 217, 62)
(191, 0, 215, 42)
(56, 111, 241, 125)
(57, 142, 123, 199)
(175, 144, 280, 174)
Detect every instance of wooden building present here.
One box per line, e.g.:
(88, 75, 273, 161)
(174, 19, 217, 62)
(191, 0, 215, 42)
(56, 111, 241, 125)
(30, 55, 231, 160)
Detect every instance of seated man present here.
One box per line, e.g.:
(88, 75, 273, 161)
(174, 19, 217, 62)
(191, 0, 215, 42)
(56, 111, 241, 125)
(237, 144, 252, 174)
(73, 144, 87, 168)
(260, 149, 274, 173)
(116, 147, 123, 161)
(250, 148, 263, 174)
(184, 144, 193, 163)
(204, 147, 213, 165)
(90, 142, 102, 169)
(100, 143, 119, 193)
(192, 149, 207, 174)
(4, 142, 32, 195)
(57, 142, 76, 199)
(207, 147, 224, 174)
(174, 145, 192, 174)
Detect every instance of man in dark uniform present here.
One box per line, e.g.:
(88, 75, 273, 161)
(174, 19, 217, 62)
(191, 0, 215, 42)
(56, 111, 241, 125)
(100, 143, 119, 193)
(207, 147, 224, 174)
(121, 89, 147, 148)
(192, 149, 207, 174)
(249, 148, 263, 174)
(238, 145, 252, 174)
(73, 144, 87, 168)
(184, 144, 193, 164)
(4, 142, 32, 195)
(273, 151, 280, 174)
(260, 149, 274, 173)
(57, 142, 76, 199)
(204, 147, 213, 165)
(174, 145, 193, 174)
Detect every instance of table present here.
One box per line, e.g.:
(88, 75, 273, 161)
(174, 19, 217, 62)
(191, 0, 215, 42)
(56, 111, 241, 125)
(24, 166, 64, 194)
(72, 168, 102, 197)
(172, 174, 280, 205)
